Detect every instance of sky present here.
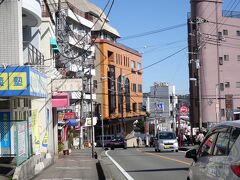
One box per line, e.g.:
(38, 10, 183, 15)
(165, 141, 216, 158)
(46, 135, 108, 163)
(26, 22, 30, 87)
(90, 0, 239, 95)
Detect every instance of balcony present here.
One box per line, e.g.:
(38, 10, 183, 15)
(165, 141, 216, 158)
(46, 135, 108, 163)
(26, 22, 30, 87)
(23, 41, 44, 65)
(22, 0, 42, 27)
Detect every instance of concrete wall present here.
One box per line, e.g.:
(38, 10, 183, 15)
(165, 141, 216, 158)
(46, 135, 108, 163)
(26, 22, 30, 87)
(0, 0, 23, 65)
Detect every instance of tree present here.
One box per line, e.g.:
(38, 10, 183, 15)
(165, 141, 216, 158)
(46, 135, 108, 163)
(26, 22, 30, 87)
(134, 119, 145, 133)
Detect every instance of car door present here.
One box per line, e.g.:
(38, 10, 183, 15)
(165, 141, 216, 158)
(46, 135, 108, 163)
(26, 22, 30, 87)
(190, 132, 218, 180)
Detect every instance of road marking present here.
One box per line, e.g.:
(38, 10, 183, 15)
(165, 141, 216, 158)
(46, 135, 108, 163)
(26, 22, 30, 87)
(105, 150, 134, 180)
(137, 149, 191, 165)
(55, 166, 91, 170)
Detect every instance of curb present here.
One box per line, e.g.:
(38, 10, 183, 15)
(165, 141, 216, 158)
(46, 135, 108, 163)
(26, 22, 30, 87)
(98, 150, 114, 180)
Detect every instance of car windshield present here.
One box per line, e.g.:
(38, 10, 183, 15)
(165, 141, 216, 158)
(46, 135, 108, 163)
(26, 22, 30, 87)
(158, 132, 176, 139)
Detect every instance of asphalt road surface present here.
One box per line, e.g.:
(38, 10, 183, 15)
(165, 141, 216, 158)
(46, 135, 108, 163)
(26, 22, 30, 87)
(107, 147, 193, 180)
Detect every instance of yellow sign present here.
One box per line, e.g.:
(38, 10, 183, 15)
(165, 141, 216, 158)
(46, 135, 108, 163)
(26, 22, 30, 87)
(32, 110, 40, 152)
(9, 72, 27, 90)
(0, 73, 8, 90)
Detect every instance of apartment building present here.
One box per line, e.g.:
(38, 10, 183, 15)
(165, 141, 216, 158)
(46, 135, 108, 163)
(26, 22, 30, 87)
(147, 82, 178, 132)
(72, 0, 145, 137)
(189, 0, 240, 128)
(0, 0, 58, 178)
(94, 39, 145, 137)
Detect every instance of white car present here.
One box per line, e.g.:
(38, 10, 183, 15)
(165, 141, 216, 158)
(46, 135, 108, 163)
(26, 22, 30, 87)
(155, 131, 178, 152)
(186, 120, 240, 180)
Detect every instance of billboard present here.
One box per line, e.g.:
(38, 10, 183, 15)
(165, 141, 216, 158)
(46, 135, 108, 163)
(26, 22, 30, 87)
(52, 79, 82, 92)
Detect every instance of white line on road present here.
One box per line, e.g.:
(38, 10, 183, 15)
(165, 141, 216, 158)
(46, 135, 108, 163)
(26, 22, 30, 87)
(55, 166, 91, 170)
(105, 150, 134, 180)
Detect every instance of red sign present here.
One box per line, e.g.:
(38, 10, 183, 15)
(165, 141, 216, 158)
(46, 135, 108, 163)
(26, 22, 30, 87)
(63, 112, 76, 120)
(180, 106, 188, 113)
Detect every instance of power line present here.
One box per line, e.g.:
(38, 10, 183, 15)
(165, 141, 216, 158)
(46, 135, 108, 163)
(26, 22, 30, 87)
(118, 23, 187, 41)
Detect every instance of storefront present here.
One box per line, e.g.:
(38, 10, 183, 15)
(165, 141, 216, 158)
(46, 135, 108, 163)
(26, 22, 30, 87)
(0, 66, 47, 165)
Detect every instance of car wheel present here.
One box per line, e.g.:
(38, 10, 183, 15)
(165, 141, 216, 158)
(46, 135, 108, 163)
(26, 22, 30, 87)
(175, 149, 178, 152)
(111, 146, 115, 150)
(155, 149, 157, 152)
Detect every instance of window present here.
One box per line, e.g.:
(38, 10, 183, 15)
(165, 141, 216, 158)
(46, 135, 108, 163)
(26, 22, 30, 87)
(236, 30, 240, 36)
(237, 55, 240, 61)
(219, 57, 223, 65)
(223, 29, 228, 36)
(198, 133, 218, 157)
(224, 55, 229, 61)
(218, 32, 223, 40)
(133, 103, 137, 112)
(132, 83, 136, 92)
(138, 84, 142, 93)
(213, 132, 230, 156)
(225, 82, 230, 88)
(220, 83, 224, 91)
(236, 82, 240, 88)
(108, 51, 114, 62)
(131, 60, 136, 69)
(138, 103, 143, 112)
(229, 127, 240, 152)
(137, 63, 141, 70)
(220, 109, 225, 117)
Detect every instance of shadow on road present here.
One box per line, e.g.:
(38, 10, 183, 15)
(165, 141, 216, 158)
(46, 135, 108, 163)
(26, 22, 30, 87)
(127, 167, 189, 173)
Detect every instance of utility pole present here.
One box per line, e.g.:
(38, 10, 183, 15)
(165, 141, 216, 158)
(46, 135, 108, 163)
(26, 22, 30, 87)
(172, 94, 176, 133)
(90, 66, 94, 158)
(121, 74, 125, 137)
(215, 2, 220, 124)
(154, 83, 157, 137)
(194, 17, 202, 131)
(79, 91, 84, 149)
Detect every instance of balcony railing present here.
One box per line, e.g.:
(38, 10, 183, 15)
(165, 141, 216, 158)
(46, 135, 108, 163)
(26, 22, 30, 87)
(23, 41, 44, 65)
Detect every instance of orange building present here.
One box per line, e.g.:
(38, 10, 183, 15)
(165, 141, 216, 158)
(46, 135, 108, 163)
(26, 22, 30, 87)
(94, 38, 145, 137)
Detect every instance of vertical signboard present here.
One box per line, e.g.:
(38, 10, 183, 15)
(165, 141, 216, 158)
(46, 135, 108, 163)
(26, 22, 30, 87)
(0, 112, 11, 150)
(18, 123, 26, 156)
(225, 94, 233, 121)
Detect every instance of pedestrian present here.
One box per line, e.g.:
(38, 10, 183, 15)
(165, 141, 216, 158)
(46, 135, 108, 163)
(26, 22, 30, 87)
(137, 137, 140, 147)
(63, 140, 69, 155)
(196, 131, 204, 145)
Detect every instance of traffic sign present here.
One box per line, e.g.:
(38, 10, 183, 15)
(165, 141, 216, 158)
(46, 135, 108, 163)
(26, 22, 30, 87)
(156, 102, 164, 111)
(180, 106, 188, 113)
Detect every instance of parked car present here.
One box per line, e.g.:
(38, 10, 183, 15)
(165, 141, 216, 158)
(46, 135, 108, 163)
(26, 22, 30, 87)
(109, 137, 127, 150)
(185, 120, 240, 180)
(95, 135, 114, 147)
(155, 131, 178, 152)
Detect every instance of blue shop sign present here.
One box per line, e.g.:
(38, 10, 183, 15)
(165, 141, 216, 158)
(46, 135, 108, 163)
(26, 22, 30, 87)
(0, 66, 47, 97)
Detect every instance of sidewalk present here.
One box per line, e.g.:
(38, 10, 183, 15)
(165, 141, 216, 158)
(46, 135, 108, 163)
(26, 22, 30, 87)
(31, 148, 104, 180)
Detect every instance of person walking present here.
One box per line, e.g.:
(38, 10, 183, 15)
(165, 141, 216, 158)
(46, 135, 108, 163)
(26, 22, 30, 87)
(136, 137, 140, 147)
(196, 131, 204, 145)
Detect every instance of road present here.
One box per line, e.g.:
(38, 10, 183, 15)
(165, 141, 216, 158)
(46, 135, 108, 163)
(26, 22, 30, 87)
(107, 147, 193, 180)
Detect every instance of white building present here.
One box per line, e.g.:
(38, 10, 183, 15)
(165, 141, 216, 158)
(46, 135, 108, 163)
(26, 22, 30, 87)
(147, 82, 178, 132)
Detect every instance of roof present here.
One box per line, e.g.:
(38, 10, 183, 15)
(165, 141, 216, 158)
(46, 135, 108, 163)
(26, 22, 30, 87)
(67, 0, 120, 37)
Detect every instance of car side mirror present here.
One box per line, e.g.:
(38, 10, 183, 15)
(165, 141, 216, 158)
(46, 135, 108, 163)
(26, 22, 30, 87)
(185, 149, 197, 161)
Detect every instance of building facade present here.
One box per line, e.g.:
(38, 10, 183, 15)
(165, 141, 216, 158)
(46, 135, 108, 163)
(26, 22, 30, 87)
(0, 0, 56, 178)
(94, 39, 145, 137)
(147, 82, 178, 132)
(189, 0, 240, 129)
